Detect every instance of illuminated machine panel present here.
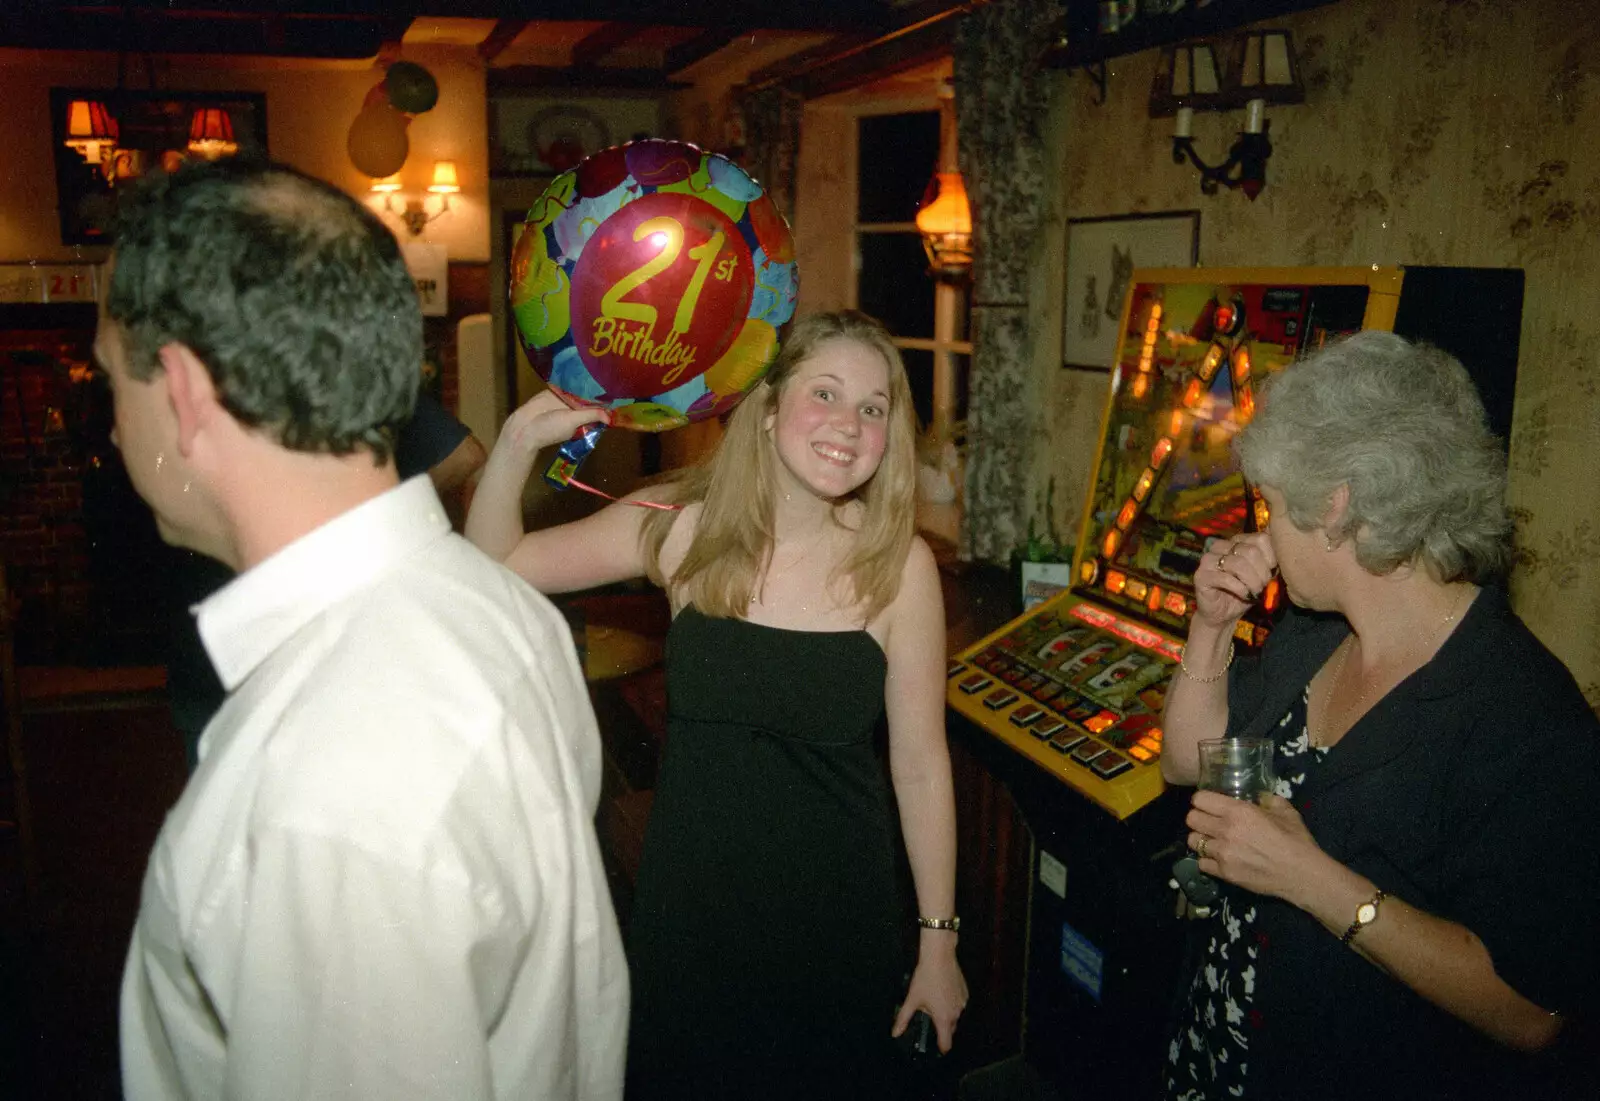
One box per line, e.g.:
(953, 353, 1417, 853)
(949, 266, 1411, 820)
(947, 598, 1180, 819)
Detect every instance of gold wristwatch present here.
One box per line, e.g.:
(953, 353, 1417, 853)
(1339, 889, 1386, 945)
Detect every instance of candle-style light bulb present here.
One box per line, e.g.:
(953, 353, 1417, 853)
(1245, 99, 1266, 135)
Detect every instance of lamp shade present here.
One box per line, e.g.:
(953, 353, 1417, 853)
(916, 171, 973, 277)
(427, 160, 460, 194)
(187, 107, 239, 159)
(65, 98, 118, 164)
(370, 174, 403, 193)
(1150, 41, 1225, 117)
(1232, 30, 1303, 105)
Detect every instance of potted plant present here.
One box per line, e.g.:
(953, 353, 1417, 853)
(1012, 476, 1075, 611)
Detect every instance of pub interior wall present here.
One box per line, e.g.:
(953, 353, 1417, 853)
(1028, 0, 1600, 704)
(0, 45, 490, 264)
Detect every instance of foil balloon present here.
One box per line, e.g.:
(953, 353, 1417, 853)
(510, 138, 799, 437)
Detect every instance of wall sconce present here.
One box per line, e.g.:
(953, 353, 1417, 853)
(64, 98, 119, 171)
(187, 107, 239, 160)
(1153, 30, 1303, 201)
(915, 82, 972, 281)
(372, 160, 461, 237)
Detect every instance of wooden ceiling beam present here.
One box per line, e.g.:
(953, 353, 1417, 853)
(487, 66, 687, 93)
(569, 21, 646, 69)
(744, 32, 875, 87)
(663, 27, 741, 75)
(745, 0, 986, 96)
(476, 18, 529, 63)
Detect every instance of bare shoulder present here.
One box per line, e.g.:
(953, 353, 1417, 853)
(897, 535, 943, 600)
(654, 499, 702, 581)
(873, 535, 944, 644)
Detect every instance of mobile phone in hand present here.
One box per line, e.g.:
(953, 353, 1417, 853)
(894, 1009, 937, 1060)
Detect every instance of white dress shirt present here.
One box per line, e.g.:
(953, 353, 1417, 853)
(121, 476, 628, 1101)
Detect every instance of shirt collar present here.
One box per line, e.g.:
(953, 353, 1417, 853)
(196, 476, 450, 691)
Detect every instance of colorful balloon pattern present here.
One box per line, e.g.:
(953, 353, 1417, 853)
(510, 139, 799, 432)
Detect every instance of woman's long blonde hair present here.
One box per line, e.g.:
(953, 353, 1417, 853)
(640, 310, 918, 623)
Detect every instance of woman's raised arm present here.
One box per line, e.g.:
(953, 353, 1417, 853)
(465, 390, 660, 593)
(1162, 531, 1276, 785)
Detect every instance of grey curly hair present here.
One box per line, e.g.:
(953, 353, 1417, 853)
(1236, 330, 1511, 583)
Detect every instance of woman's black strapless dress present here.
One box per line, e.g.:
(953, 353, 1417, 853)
(625, 607, 909, 1101)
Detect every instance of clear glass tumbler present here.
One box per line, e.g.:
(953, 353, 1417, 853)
(1196, 736, 1276, 802)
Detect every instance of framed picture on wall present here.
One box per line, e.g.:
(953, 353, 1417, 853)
(489, 95, 661, 177)
(50, 88, 268, 246)
(1062, 210, 1199, 371)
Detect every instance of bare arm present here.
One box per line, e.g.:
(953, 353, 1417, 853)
(882, 537, 968, 1051)
(426, 433, 487, 496)
(1163, 532, 1276, 785)
(464, 391, 657, 593)
(1189, 792, 1563, 1052)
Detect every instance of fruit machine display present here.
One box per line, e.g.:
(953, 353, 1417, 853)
(946, 264, 1524, 1098)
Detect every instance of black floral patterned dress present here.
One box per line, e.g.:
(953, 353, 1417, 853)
(1164, 688, 1329, 1101)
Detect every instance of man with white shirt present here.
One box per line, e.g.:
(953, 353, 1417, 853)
(105, 158, 627, 1101)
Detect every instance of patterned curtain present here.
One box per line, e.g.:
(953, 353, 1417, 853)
(739, 85, 804, 225)
(954, 0, 1065, 562)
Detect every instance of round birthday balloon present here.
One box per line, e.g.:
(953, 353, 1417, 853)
(510, 139, 799, 432)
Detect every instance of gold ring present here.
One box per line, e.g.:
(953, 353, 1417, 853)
(1217, 554, 1229, 572)
(1196, 837, 1210, 859)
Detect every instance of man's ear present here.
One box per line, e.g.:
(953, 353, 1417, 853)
(157, 343, 220, 458)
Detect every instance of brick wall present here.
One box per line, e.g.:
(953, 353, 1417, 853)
(1, 319, 97, 665)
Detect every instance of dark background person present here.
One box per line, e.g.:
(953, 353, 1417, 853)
(163, 388, 486, 769)
(1160, 331, 1600, 1101)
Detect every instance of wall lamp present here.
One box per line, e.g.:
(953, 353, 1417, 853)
(371, 160, 460, 236)
(1150, 30, 1303, 201)
(915, 81, 972, 281)
(63, 98, 119, 182)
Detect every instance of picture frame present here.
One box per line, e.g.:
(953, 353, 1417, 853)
(489, 94, 661, 178)
(50, 88, 268, 246)
(1061, 210, 1199, 371)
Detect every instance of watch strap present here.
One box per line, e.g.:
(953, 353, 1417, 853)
(1339, 889, 1386, 945)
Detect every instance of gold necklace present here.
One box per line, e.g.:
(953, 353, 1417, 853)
(1313, 586, 1471, 747)
(751, 526, 830, 605)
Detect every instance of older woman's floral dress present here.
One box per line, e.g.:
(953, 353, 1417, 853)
(1164, 688, 1329, 1101)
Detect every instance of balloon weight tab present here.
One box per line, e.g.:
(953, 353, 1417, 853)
(543, 421, 606, 490)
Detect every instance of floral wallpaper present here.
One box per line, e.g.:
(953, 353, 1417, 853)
(954, 0, 1067, 563)
(1019, 0, 1600, 706)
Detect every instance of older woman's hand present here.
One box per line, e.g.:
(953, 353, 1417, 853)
(1186, 791, 1333, 905)
(1193, 531, 1277, 629)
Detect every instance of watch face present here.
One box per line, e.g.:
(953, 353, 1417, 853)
(1357, 902, 1379, 924)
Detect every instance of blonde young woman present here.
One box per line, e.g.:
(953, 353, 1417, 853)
(467, 310, 967, 1100)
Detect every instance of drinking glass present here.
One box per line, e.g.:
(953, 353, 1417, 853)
(1196, 737, 1277, 802)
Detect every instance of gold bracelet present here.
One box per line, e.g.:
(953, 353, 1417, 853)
(1179, 640, 1234, 683)
(918, 916, 960, 932)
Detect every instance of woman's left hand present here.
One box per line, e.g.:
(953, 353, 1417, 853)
(1186, 791, 1333, 904)
(893, 945, 968, 1054)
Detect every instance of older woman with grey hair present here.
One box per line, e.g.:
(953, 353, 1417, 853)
(1159, 331, 1600, 1101)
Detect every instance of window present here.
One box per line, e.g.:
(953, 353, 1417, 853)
(854, 109, 971, 444)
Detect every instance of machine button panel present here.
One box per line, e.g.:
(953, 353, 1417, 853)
(957, 673, 993, 695)
(1091, 751, 1131, 779)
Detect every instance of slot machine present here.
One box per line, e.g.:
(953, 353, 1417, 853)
(949, 265, 1522, 1094)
